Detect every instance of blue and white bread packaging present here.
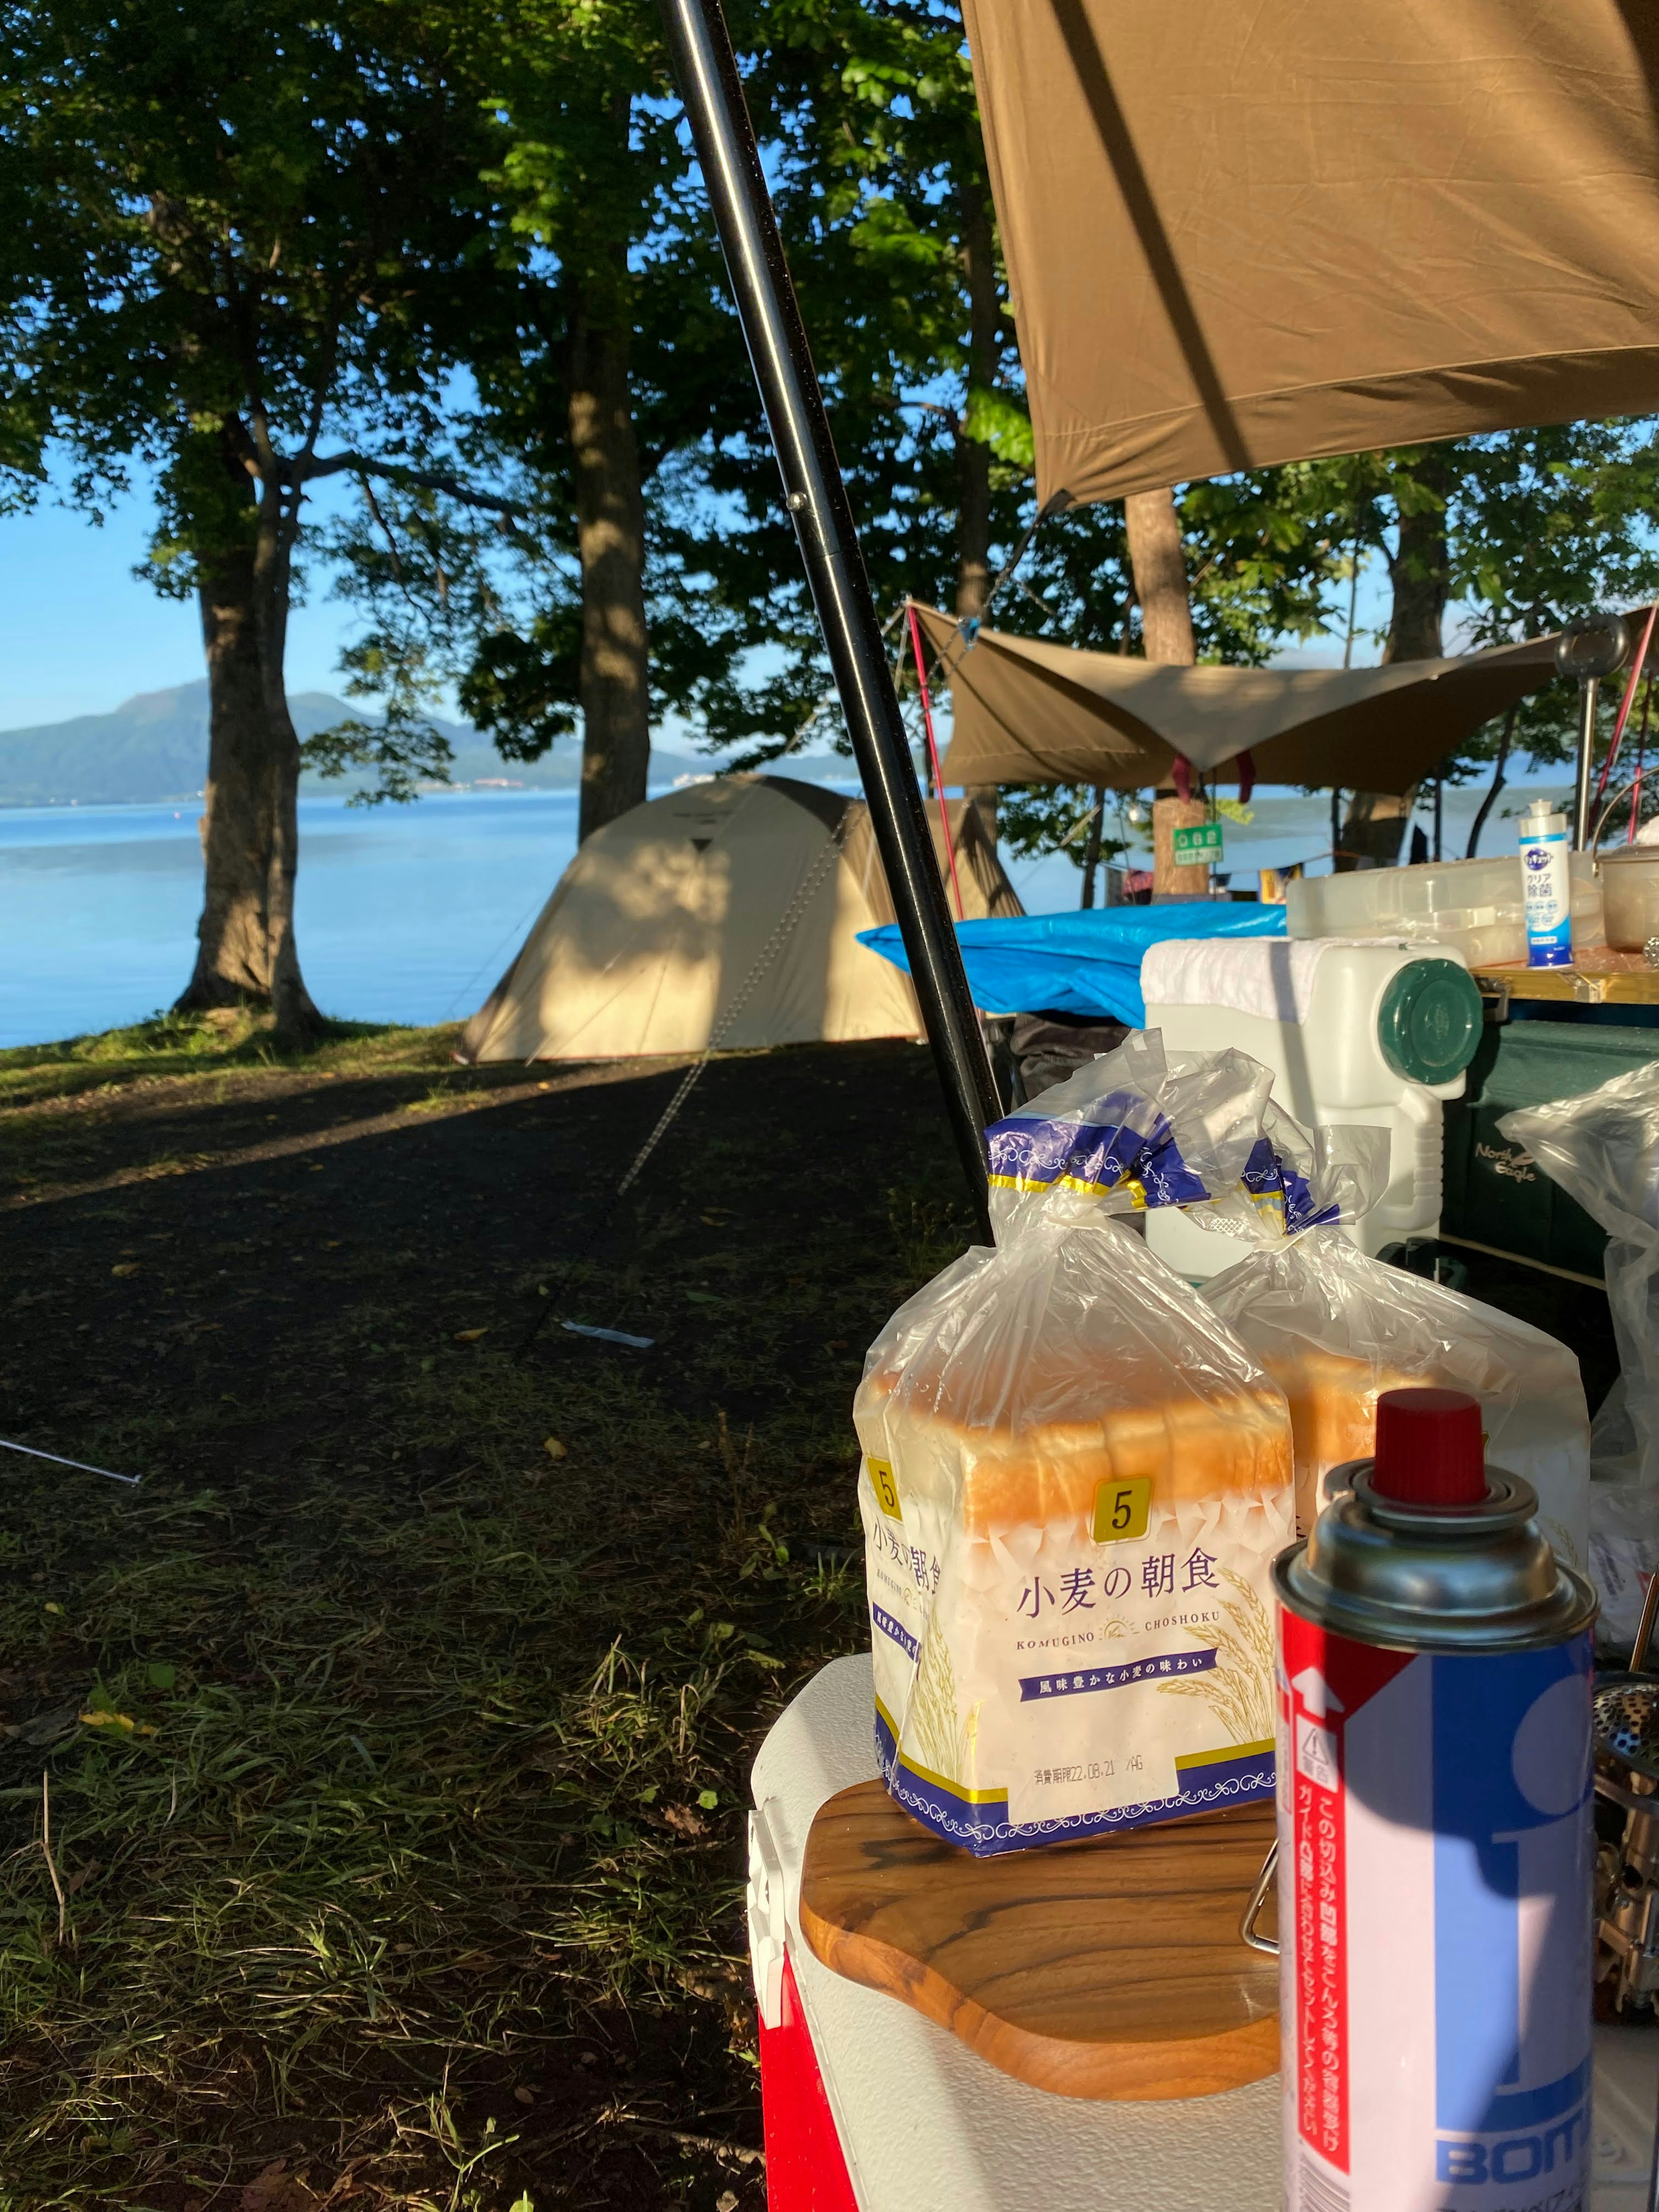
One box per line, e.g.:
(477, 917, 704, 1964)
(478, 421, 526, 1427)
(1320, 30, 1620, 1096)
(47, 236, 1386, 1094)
(853, 1035, 1297, 1855)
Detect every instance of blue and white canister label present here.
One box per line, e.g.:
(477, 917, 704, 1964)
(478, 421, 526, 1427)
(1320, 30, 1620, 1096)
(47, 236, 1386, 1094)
(1519, 830, 1572, 968)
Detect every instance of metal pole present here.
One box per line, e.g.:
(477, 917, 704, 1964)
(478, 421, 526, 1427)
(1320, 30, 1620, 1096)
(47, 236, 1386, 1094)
(1574, 677, 1601, 852)
(1632, 1570, 1659, 1675)
(1558, 613, 1630, 852)
(658, 0, 1001, 1242)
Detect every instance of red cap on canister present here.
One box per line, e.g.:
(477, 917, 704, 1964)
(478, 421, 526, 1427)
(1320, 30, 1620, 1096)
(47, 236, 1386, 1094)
(1370, 1387, 1487, 1505)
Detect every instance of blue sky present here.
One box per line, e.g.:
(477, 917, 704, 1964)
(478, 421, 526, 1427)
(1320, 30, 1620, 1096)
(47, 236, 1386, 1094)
(0, 478, 361, 731)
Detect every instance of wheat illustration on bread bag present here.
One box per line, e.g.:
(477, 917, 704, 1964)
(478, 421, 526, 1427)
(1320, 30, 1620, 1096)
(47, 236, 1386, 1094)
(854, 1034, 1295, 1857)
(1195, 1103, 1590, 1561)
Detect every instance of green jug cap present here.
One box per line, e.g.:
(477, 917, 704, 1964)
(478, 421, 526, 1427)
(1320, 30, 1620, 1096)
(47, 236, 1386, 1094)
(1377, 959, 1483, 1085)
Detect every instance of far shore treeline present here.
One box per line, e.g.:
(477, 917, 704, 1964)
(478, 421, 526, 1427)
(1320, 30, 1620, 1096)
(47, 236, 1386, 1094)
(3, 0, 1659, 1036)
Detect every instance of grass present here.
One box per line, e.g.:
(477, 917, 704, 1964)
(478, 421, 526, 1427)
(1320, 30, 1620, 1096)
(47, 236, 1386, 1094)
(0, 1022, 973, 2211)
(0, 1012, 552, 1207)
(0, 1008, 465, 1113)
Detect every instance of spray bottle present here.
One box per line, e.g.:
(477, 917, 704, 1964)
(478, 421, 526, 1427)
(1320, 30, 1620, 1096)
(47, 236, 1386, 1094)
(1518, 798, 1573, 968)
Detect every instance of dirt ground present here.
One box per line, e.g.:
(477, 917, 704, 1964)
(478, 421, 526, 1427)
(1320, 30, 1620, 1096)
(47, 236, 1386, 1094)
(0, 1018, 972, 2212)
(0, 1015, 1616, 2211)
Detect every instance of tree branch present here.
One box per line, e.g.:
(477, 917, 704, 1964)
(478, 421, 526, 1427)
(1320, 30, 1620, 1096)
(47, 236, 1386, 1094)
(219, 411, 261, 478)
(225, 251, 277, 483)
(299, 451, 526, 518)
(874, 394, 957, 421)
(360, 477, 414, 603)
(298, 300, 342, 470)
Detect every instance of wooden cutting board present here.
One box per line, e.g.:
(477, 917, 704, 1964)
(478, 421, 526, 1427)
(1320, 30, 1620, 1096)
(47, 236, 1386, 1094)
(798, 1780, 1279, 2102)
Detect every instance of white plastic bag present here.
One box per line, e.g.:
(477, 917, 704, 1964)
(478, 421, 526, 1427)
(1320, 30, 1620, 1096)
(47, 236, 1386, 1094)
(1197, 1106, 1591, 1562)
(1500, 1061, 1659, 1647)
(855, 1034, 1294, 1856)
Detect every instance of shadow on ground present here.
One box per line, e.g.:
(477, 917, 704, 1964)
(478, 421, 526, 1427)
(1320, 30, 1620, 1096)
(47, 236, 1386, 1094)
(0, 1030, 970, 2212)
(0, 1018, 1615, 2209)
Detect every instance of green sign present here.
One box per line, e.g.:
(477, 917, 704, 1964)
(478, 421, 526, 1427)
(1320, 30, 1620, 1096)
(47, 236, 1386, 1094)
(1171, 820, 1224, 864)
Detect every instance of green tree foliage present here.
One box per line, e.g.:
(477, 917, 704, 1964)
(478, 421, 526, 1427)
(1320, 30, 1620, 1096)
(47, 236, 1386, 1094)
(1295, 424, 1659, 858)
(312, 0, 826, 808)
(0, 0, 509, 1029)
(305, 0, 1355, 886)
(10, 0, 1659, 940)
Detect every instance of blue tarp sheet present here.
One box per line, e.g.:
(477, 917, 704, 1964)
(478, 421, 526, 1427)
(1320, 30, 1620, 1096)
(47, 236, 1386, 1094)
(858, 902, 1287, 1026)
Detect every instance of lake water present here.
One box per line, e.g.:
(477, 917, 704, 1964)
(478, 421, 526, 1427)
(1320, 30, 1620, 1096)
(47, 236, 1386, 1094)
(0, 776, 1551, 1050)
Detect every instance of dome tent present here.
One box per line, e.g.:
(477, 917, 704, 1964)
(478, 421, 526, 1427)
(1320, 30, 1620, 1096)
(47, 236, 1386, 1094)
(458, 774, 1021, 1065)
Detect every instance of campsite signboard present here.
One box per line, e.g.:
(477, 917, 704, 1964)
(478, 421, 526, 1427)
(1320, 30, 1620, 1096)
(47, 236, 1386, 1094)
(1171, 822, 1224, 865)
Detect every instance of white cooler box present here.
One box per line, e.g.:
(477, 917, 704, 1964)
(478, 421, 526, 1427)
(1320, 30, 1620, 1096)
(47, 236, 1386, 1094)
(748, 1656, 1659, 2211)
(1141, 937, 1484, 1281)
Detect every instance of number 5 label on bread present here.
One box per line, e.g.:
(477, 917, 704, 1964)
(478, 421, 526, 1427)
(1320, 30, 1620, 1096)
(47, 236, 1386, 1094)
(1093, 1477, 1150, 1543)
(867, 1457, 902, 1519)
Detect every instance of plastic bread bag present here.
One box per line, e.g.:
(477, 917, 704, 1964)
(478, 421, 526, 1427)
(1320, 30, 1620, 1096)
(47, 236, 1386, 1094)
(982, 1026, 1274, 1239)
(854, 1033, 1294, 1856)
(1498, 1061, 1659, 1649)
(1196, 1104, 1591, 1564)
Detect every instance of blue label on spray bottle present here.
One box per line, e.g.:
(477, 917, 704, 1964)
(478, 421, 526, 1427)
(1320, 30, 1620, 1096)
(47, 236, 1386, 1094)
(1520, 829, 1572, 967)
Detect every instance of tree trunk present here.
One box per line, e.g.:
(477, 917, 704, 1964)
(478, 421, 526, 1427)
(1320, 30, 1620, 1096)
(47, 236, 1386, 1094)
(1152, 796, 1211, 899)
(1382, 471, 1452, 666)
(1125, 487, 1197, 666)
(957, 185, 999, 843)
(569, 303, 650, 845)
(1125, 489, 1206, 896)
(1079, 786, 1106, 907)
(1339, 461, 1451, 868)
(175, 539, 318, 1041)
(1336, 788, 1414, 870)
(1467, 705, 1516, 857)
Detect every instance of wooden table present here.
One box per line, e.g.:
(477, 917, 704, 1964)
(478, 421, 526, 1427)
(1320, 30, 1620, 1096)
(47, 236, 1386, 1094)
(1473, 948, 1659, 1007)
(799, 1780, 1279, 2101)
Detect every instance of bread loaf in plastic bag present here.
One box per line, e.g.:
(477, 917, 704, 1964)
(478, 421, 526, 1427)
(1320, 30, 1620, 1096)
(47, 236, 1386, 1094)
(855, 1034, 1294, 1856)
(1195, 1104, 1590, 1565)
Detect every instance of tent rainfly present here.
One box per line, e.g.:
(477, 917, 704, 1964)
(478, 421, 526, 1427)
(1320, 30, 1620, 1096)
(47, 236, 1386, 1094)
(912, 603, 1649, 797)
(960, 0, 1659, 505)
(458, 774, 1021, 1065)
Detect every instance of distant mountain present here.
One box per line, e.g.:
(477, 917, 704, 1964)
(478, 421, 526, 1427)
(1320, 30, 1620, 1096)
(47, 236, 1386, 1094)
(0, 681, 836, 807)
(0, 680, 245, 806)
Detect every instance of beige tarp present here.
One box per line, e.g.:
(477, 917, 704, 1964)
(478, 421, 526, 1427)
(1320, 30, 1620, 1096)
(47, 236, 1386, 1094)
(960, 0, 1659, 505)
(914, 603, 1600, 795)
(458, 774, 1021, 1064)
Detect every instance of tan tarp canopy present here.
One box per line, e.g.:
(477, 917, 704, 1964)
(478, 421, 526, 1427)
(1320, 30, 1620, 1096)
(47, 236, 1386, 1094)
(458, 774, 1021, 1064)
(914, 603, 1612, 795)
(960, 0, 1659, 505)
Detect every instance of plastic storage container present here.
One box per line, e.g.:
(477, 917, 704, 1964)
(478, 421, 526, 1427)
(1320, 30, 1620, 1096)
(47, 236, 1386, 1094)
(1287, 851, 1605, 967)
(1597, 847, 1659, 951)
(1141, 938, 1484, 1278)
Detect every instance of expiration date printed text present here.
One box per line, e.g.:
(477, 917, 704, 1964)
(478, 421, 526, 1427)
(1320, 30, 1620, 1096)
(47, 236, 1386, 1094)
(1032, 1754, 1144, 1788)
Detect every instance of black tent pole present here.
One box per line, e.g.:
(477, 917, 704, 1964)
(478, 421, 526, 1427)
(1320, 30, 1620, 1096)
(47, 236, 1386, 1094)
(658, 0, 1001, 1243)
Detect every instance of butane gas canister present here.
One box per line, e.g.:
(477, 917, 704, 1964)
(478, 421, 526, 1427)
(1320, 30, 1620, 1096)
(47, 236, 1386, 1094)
(1273, 1387, 1599, 2212)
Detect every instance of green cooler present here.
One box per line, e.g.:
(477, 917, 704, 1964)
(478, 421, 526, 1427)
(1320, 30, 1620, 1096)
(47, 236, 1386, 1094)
(1441, 1021, 1659, 1278)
